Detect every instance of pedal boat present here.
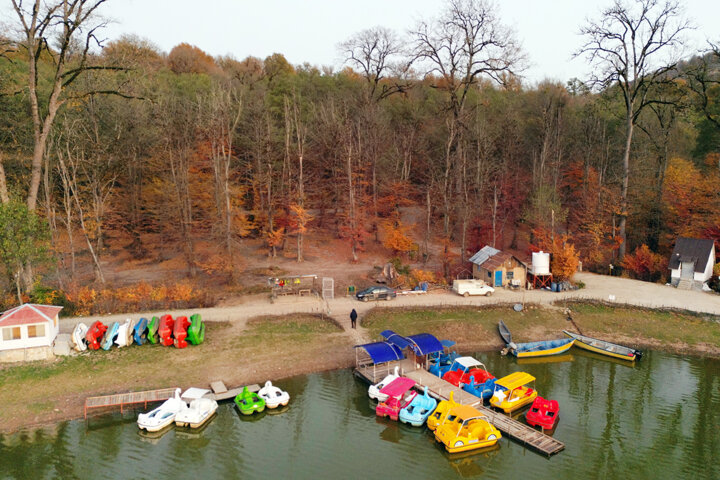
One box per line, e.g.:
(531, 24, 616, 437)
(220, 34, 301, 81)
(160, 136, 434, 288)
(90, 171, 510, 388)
(490, 372, 538, 413)
(187, 313, 205, 345)
(563, 330, 642, 361)
(100, 322, 120, 350)
(376, 377, 417, 421)
(146, 316, 160, 344)
(115, 318, 135, 348)
(85, 321, 107, 350)
(71, 323, 88, 352)
(427, 391, 459, 432)
(525, 396, 559, 430)
(368, 366, 400, 401)
(235, 386, 266, 415)
(442, 357, 495, 387)
(133, 317, 149, 345)
(173, 315, 191, 348)
(462, 374, 497, 400)
(175, 397, 218, 429)
(158, 314, 174, 346)
(428, 340, 458, 377)
(399, 386, 437, 427)
(258, 381, 290, 409)
(434, 405, 502, 453)
(137, 388, 187, 432)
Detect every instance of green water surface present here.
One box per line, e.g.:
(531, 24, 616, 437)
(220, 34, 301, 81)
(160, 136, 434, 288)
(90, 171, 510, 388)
(1, 350, 718, 479)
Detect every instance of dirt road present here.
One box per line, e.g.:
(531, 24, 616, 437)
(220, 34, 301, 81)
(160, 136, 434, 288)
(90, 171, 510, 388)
(61, 272, 719, 344)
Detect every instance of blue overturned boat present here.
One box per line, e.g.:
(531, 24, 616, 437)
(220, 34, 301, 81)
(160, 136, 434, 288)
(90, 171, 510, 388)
(399, 386, 438, 427)
(133, 317, 149, 345)
(101, 322, 119, 351)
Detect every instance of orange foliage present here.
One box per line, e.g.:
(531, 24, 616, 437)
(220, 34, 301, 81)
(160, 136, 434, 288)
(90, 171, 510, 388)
(289, 203, 313, 235)
(266, 226, 285, 249)
(381, 220, 416, 255)
(168, 43, 220, 75)
(65, 282, 205, 316)
(621, 244, 667, 282)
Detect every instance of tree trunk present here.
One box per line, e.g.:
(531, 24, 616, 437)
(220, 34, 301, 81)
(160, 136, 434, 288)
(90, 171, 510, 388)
(347, 147, 358, 263)
(0, 152, 9, 204)
(618, 114, 633, 261)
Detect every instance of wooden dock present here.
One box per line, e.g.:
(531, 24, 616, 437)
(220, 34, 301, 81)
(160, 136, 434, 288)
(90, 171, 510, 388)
(355, 362, 565, 456)
(84, 387, 179, 418)
(207, 380, 260, 401)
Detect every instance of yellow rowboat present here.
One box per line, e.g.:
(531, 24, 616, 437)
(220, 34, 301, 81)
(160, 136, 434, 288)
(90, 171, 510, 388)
(427, 391, 458, 432)
(563, 330, 642, 362)
(489, 372, 538, 413)
(434, 405, 502, 453)
(510, 338, 575, 358)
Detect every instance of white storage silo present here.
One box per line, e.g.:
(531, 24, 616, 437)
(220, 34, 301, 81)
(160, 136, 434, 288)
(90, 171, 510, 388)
(532, 251, 550, 275)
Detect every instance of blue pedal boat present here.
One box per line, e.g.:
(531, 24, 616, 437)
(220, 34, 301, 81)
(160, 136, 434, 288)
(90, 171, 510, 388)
(399, 386, 438, 427)
(101, 322, 119, 350)
(133, 317, 149, 345)
(462, 374, 497, 400)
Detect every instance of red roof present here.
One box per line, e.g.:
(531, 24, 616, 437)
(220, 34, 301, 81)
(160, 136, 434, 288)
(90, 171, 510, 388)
(0, 304, 63, 327)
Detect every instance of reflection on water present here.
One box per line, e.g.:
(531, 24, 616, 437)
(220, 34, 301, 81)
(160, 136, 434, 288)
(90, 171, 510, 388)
(0, 351, 719, 479)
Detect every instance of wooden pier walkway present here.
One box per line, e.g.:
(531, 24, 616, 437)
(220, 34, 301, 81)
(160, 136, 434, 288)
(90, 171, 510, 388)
(355, 362, 565, 456)
(84, 387, 179, 418)
(207, 381, 260, 401)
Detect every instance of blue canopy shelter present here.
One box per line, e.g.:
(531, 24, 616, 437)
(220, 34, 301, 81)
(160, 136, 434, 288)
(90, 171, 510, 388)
(354, 341, 405, 381)
(380, 330, 444, 369)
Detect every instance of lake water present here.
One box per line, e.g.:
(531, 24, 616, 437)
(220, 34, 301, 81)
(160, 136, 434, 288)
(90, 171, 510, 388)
(1, 350, 718, 479)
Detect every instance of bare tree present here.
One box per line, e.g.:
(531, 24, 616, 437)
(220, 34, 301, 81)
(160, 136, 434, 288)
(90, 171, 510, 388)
(8, 0, 116, 211)
(339, 26, 411, 102)
(577, 0, 690, 260)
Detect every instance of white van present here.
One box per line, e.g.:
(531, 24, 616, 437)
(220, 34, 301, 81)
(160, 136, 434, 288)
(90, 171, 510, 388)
(452, 279, 495, 297)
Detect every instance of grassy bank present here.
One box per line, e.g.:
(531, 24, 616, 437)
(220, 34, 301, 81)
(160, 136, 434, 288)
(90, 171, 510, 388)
(0, 314, 351, 434)
(362, 302, 720, 355)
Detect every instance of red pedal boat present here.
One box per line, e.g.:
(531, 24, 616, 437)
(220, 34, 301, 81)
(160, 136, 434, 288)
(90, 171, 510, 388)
(173, 316, 191, 348)
(85, 321, 107, 350)
(159, 314, 174, 346)
(442, 356, 494, 387)
(525, 396, 559, 430)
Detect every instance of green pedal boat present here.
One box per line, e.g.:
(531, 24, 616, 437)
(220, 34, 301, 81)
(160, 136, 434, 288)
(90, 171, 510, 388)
(146, 316, 160, 344)
(187, 313, 205, 345)
(234, 386, 266, 415)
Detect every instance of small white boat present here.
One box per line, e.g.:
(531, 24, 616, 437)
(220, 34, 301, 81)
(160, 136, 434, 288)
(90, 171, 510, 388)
(71, 322, 88, 352)
(175, 397, 218, 428)
(115, 318, 135, 348)
(137, 388, 187, 432)
(368, 366, 400, 402)
(258, 381, 290, 409)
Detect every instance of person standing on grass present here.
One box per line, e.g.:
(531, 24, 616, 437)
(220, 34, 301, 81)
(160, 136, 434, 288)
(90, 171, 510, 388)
(350, 309, 358, 329)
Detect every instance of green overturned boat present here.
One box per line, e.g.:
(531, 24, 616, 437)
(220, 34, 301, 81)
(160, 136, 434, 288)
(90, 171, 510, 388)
(146, 316, 160, 344)
(187, 313, 205, 345)
(234, 386, 265, 415)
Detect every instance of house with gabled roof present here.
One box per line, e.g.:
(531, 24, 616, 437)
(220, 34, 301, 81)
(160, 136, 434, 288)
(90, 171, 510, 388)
(668, 237, 716, 290)
(469, 245, 527, 288)
(0, 304, 62, 362)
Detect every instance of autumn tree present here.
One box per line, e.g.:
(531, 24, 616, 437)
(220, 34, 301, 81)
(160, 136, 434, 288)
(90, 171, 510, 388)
(577, 0, 690, 260)
(621, 244, 666, 281)
(168, 43, 219, 75)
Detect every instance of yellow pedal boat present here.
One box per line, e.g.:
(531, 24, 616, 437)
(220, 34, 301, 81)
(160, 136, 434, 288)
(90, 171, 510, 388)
(489, 372, 538, 413)
(427, 391, 459, 432)
(434, 405, 502, 453)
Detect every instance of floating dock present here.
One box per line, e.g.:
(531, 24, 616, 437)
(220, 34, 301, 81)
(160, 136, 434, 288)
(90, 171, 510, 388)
(355, 362, 565, 456)
(84, 387, 179, 418)
(207, 380, 260, 401)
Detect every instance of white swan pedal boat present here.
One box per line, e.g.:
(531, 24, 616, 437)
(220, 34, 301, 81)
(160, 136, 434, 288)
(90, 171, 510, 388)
(258, 381, 290, 408)
(137, 388, 187, 432)
(368, 366, 400, 402)
(175, 397, 218, 428)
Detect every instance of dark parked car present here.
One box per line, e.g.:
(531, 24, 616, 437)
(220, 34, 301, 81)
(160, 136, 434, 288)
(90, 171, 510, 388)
(356, 285, 397, 301)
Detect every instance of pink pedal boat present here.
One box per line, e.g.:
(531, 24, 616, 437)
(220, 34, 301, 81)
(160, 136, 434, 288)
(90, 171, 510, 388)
(375, 377, 417, 421)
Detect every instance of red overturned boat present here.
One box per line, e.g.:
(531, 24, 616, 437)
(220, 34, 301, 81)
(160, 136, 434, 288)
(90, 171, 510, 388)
(442, 356, 495, 386)
(173, 316, 191, 348)
(525, 396, 559, 430)
(85, 321, 107, 350)
(159, 314, 174, 346)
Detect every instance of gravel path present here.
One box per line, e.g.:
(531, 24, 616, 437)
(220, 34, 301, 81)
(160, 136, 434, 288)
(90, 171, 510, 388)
(61, 272, 719, 343)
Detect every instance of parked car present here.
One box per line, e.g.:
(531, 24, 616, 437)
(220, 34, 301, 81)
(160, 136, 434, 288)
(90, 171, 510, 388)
(356, 285, 397, 301)
(452, 279, 495, 297)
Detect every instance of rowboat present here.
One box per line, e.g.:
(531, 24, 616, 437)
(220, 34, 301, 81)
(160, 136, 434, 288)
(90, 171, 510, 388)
(563, 330, 642, 361)
(498, 320, 512, 345)
(510, 338, 575, 358)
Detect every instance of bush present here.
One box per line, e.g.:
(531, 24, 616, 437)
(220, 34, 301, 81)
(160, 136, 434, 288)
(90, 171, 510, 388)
(621, 244, 667, 282)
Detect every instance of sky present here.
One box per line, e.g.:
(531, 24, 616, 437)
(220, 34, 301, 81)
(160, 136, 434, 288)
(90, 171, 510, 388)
(15, 0, 720, 85)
